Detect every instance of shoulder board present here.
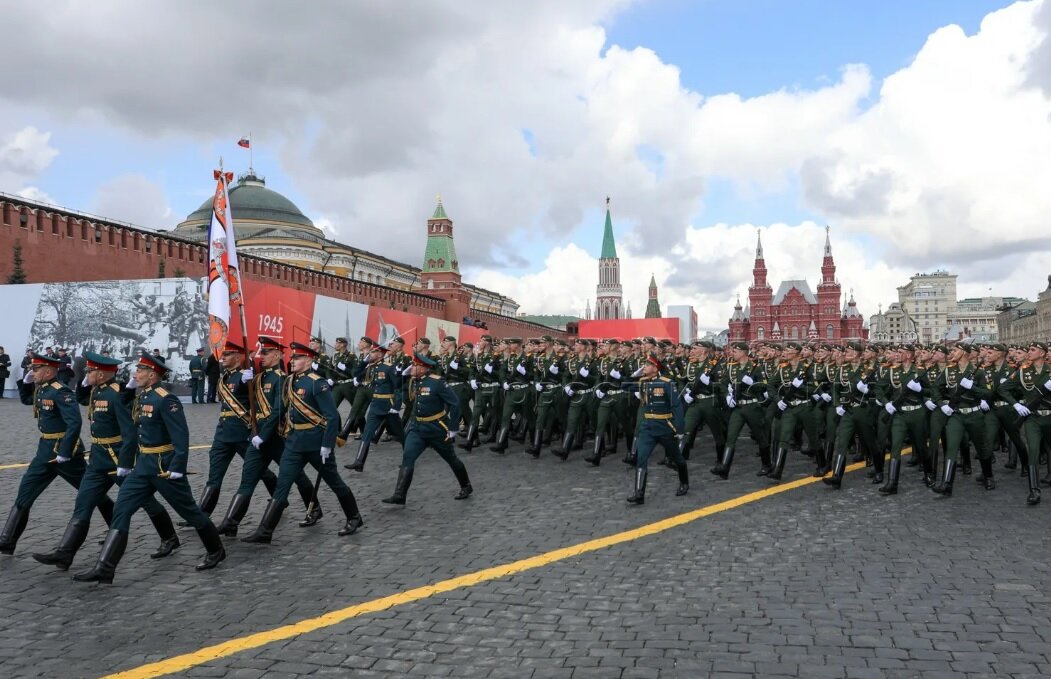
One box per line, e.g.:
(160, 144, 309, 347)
(155, 387, 170, 397)
(305, 372, 321, 380)
(109, 383, 121, 392)
(50, 381, 64, 389)
(659, 376, 673, 383)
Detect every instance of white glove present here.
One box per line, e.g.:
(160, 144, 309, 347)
(449, 360, 459, 371)
(610, 369, 622, 380)
(856, 381, 869, 394)
(940, 404, 954, 417)
(684, 392, 694, 404)
(564, 386, 574, 397)
(251, 435, 264, 449)
(23, 371, 35, 384)
(116, 467, 131, 477)
(484, 363, 493, 374)
(327, 379, 335, 386)
(516, 364, 527, 376)
(700, 373, 710, 386)
(791, 377, 804, 388)
(885, 403, 896, 415)
(579, 367, 589, 378)
(167, 471, 184, 480)
(470, 379, 478, 390)
(126, 377, 137, 389)
(634, 391, 641, 400)
(389, 408, 399, 415)
(960, 377, 973, 390)
(742, 375, 754, 386)
(401, 366, 412, 376)
(631, 367, 645, 378)
(1044, 379, 1051, 391)
(595, 389, 605, 400)
(311, 362, 319, 371)
(763, 391, 769, 401)
(812, 393, 822, 402)
(503, 382, 510, 391)
(777, 400, 788, 412)
(821, 393, 832, 403)
(1014, 403, 1031, 417)
(907, 379, 922, 393)
(320, 446, 332, 463)
(352, 377, 360, 387)
(535, 383, 543, 392)
(925, 400, 937, 411)
(726, 395, 736, 408)
(241, 368, 255, 383)
(55, 455, 71, 463)
(979, 399, 990, 412)
(548, 364, 559, 375)
(445, 430, 456, 441)
(80, 375, 89, 387)
(835, 406, 846, 417)
(337, 362, 346, 371)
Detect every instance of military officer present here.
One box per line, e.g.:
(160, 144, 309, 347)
(73, 352, 225, 583)
(214, 337, 319, 536)
(189, 347, 206, 404)
(490, 338, 534, 453)
(627, 353, 688, 504)
(241, 342, 364, 543)
(32, 352, 179, 570)
(711, 342, 771, 479)
(0, 352, 104, 556)
(382, 352, 472, 505)
(982, 343, 1029, 479)
(342, 344, 404, 472)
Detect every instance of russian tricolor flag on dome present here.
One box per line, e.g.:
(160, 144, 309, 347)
(206, 168, 242, 359)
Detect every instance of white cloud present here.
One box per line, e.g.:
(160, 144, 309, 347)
(0, 126, 58, 195)
(91, 174, 171, 231)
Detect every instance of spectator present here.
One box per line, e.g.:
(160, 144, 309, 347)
(17, 349, 33, 404)
(189, 347, 205, 404)
(56, 348, 74, 385)
(0, 346, 10, 398)
(205, 350, 221, 403)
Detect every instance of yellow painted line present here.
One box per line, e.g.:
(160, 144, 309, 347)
(0, 463, 28, 470)
(104, 452, 906, 679)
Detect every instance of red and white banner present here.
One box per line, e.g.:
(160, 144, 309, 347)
(206, 170, 240, 358)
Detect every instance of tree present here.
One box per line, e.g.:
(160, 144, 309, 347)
(157, 258, 166, 278)
(173, 267, 186, 278)
(7, 241, 26, 284)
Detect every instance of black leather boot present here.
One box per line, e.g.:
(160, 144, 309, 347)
(382, 466, 414, 505)
(626, 467, 647, 504)
(711, 447, 734, 480)
(922, 456, 936, 488)
(453, 465, 473, 500)
(822, 454, 846, 489)
(978, 458, 995, 490)
(298, 499, 323, 527)
(932, 459, 956, 497)
(33, 518, 90, 570)
(769, 446, 788, 481)
(216, 494, 251, 537)
(1005, 442, 1017, 470)
(489, 427, 509, 453)
(757, 446, 773, 477)
(180, 485, 220, 527)
(1027, 465, 1041, 505)
(622, 438, 638, 467)
(878, 459, 900, 495)
(195, 522, 226, 570)
(676, 461, 689, 496)
(814, 440, 832, 477)
(0, 505, 30, 555)
(241, 500, 285, 544)
(584, 434, 603, 466)
(552, 432, 573, 460)
(344, 441, 370, 472)
(337, 492, 364, 536)
(525, 428, 542, 458)
(680, 431, 697, 461)
(458, 425, 478, 452)
(148, 510, 181, 559)
(72, 529, 127, 584)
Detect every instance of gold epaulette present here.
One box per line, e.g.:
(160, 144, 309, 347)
(305, 372, 322, 380)
(109, 383, 121, 392)
(50, 381, 64, 389)
(155, 387, 169, 397)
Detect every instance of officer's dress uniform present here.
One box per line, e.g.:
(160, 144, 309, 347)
(329, 346, 357, 412)
(628, 367, 688, 504)
(383, 356, 472, 505)
(243, 350, 363, 543)
(0, 357, 104, 556)
(33, 360, 179, 570)
(74, 356, 225, 583)
(342, 351, 404, 472)
(985, 357, 1030, 475)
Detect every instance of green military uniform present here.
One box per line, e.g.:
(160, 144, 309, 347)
(528, 348, 563, 457)
(490, 340, 534, 453)
(711, 346, 771, 479)
(462, 341, 501, 451)
(440, 342, 472, 431)
(769, 352, 816, 481)
(880, 356, 932, 494)
(930, 347, 991, 496)
(329, 340, 358, 411)
(588, 342, 628, 465)
(383, 353, 472, 505)
(823, 348, 880, 489)
(679, 347, 726, 464)
(1006, 345, 1048, 504)
(984, 347, 1029, 476)
(552, 346, 597, 459)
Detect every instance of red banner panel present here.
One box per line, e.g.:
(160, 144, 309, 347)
(235, 285, 317, 348)
(576, 318, 680, 341)
(365, 307, 426, 348)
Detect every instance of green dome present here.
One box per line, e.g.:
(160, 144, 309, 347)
(172, 173, 322, 241)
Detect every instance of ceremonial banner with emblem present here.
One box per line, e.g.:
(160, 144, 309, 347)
(206, 170, 241, 359)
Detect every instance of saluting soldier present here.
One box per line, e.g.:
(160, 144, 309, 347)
(0, 352, 105, 556)
(711, 342, 771, 479)
(381, 352, 472, 505)
(341, 343, 404, 472)
(490, 338, 534, 453)
(879, 343, 932, 494)
(32, 352, 179, 570)
(214, 336, 319, 537)
(627, 353, 688, 504)
(73, 352, 225, 583)
(241, 342, 364, 543)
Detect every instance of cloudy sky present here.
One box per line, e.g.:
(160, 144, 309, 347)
(3, 0, 1050, 330)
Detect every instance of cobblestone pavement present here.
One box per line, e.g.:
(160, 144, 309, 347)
(0, 397, 1049, 678)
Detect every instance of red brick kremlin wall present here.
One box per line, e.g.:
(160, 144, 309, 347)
(0, 197, 562, 340)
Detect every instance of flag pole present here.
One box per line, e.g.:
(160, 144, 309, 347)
(249, 131, 253, 174)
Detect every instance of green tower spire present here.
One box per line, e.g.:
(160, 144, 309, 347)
(600, 197, 617, 259)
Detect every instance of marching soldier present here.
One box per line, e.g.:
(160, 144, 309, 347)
(461, 334, 500, 451)
(0, 352, 107, 556)
(329, 337, 358, 413)
(490, 338, 533, 453)
(679, 341, 726, 464)
(711, 342, 771, 479)
(930, 342, 992, 497)
(982, 343, 1029, 482)
(341, 344, 405, 472)
(823, 342, 878, 490)
(32, 352, 179, 570)
(382, 352, 472, 505)
(241, 342, 364, 544)
(528, 336, 563, 458)
(341, 336, 377, 441)
(73, 352, 225, 583)
(553, 339, 598, 459)
(627, 353, 688, 504)
(214, 336, 319, 536)
(588, 339, 628, 465)
(769, 342, 816, 482)
(879, 344, 932, 494)
(1006, 341, 1049, 505)
(439, 336, 472, 434)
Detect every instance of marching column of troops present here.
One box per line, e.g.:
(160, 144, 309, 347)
(2, 331, 1051, 583)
